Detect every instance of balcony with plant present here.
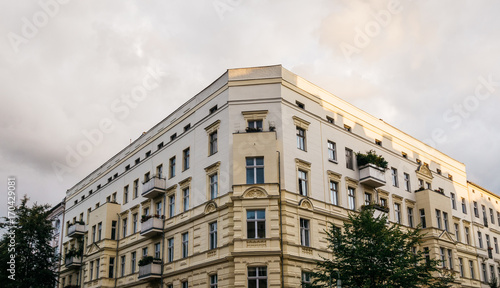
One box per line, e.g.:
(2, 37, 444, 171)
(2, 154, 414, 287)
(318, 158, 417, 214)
(356, 150, 388, 188)
(140, 214, 164, 237)
(138, 256, 162, 280)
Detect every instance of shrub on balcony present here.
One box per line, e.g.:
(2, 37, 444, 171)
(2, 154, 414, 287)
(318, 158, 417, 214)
(361, 203, 389, 213)
(356, 150, 388, 169)
(245, 127, 262, 133)
(68, 220, 85, 227)
(141, 214, 165, 223)
(138, 256, 162, 266)
(66, 247, 83, 259)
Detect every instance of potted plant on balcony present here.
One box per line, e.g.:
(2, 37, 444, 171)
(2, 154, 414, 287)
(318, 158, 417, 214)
(361, 202, 390, 213)
(356, 150, 388, 169)
(245, 126, 262, 133)
(141, 215, 152, 223)
(138, 256, 162, 266)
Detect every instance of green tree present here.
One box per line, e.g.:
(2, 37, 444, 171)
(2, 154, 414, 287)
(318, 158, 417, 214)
(0, 195, 59, 288)
(306, 207, 455, 288)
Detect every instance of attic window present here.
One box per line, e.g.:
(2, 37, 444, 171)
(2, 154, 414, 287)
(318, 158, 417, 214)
(125, 165, 130, 171)
(157, 142, 164, 150)
(375, 139, 382, 146)
(135, 158, 140, 165)
(326, 116, 334, 124)
(145, 151, 151, 158)
(448, 174, 453, 181)
(436, 169, 442, 175)
(296, 101, 305, 109)
(209, 105, 218, 114)
(108, 177, 112, 183)
(184, 124, 191, 132)
(97, 184, 101, 190)
(344, 125, 351, 132)
(89, 190, 93, 195)
(401, 152, 408, 159)
(416, 159, 421, 165)
(113, 173, 118, 179)
(170, 133, 177, 141)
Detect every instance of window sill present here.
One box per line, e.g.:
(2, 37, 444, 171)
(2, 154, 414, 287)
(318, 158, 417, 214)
(328, 159, 338, 164)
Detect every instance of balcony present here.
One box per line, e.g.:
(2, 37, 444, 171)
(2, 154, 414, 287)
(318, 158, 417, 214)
(359, 164, 386, 188)
(142, 176, 166, 199)
(140, 216, 163, 237)
(67, 223, 85, 237)
(138, 262, 162, 280)
(65, 256, 82, 269)
(361, 203, 389, 219)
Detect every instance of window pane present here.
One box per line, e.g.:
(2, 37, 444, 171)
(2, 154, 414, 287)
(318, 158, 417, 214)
(246, 168, 254, 184)
(256, 157, 264, 165)
(257, 210, 265, 219)
(248, 267, 257, 277)
(247, 211, 255, 219)
(248, 224, 256, 239)
(246, 158, 253, 166)
(257, 222, 266, 238)
(256, 168, 264, 183)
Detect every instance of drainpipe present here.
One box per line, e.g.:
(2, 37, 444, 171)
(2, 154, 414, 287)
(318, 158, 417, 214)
(114, 213, 121, 288)
(277, 151, 284, 288)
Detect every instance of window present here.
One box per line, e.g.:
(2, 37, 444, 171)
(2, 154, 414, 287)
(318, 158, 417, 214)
(157, 142, 164, 150)
(144, 207, 150, 216)
(170, 133, 177, 141)
(418, 179, 424, 189)
(296, 101, 305, 109)
(298, 170, 308, 196)
(394, 203, 401, 224)
(145, 172, 151, 183)
(142, 247, 148, 258)
(98, 222, 102, 240)
(122, 218, 127, 238)
(364, 192, 372, 206)
(375, 139, 382, 146)
(248, 120, 263, 130)
(300, 218, 310, 247)
(169, 156, 176, 178)
(330, 181, 338, 206)
(459, 258, 464, 277)
(482, 263, 488, 282)
(248, 267, 267, 288)
(424, 247, 430, 265)
(440, 248, 446, 268)
(135, 158, 140, 165)
(155, 242, 161, 258)
(209, 105, 218, 114)
(491, 208, 495, 224)
(246, 157, 264, 184)
(345, 148, 354, 169)
(326, 116, 334, 124)
(109, 257, 115, 278)
(327, 141, 337, 161)
(183, 148, 190, 171)
(402, 152, 408, 159)
(156, 164, 163, 178)
(209, 131, 218, 155)
(403, 173, 410, 191)
(120, 256, 126, 277)
(470, 260, 475, 279)
(348, 187, 356, 210)
(247, 210, 266, 239)
(182, 232, 189, 258)
(491, 265, 495, 282)
(209, 222, 217, 250)
(474, 201, 479, 217)
(156, 201, 162, 216)
(183, 187, 189, 212)
(132, 213, 138, 234)
(145, 150, 151, 158)
(447, 249, 453, 269)
(465, 227, 470, 244)
(167, 238, 174, 262)
(296, 127, 306, 151)
(131, 252, 136, 274)
(462, 198, 467, 214)
(133, 179, 139, 198)
(495, 237, 499, 254)
(408, 207, 414, 228)
(436, 209, 442, 229)
(92, 225, 96, 243)
(125, 165, 130, 171)
(344, 124, 351, 132)
(451, 193, 456, 210)
(90, 261, 94, 280)
(210, 173, 218, 199)
(112, 192, 117, 202)
(478, 231, 483, 248)
(426, 182, 431, 190)
(169, 195, 175, 218)
(454, 223, 460, 241)
(182, 283, 188, 288)
(210, 274, 218, 288)
(420, 209, 426, 228)
(482, 205, 488, 226)
(111, 221, 117, 240)
(391, 168, 398, 187)
(486, 234, 491, 250)
(443, 212, 449, 231)
(302, 271, 311, 285)
(184, 123, 191, 132)
(380, 198, 387, 208)
(123, 185, 129, 204)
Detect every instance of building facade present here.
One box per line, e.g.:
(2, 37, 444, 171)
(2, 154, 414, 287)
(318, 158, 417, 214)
(47, 198, 65, 287)
(59, 65, 497, 287)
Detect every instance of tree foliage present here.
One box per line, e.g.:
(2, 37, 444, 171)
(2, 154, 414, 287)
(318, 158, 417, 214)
(306, 208, 455, 288)
(0, 195, 59, 288)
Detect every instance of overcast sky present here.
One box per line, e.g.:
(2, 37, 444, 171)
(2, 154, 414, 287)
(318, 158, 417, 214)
(1, 0, 499, 212)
